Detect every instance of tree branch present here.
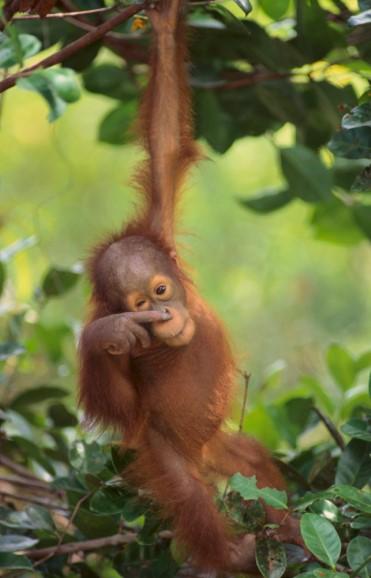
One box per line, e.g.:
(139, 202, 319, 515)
(0, 454, 47, 483)
(0, 2, 145, 94)
(312, 406, 345, 450)
(0, 490, 68, 512)
(13, 7, 116, 19)
(0, 474, 56, 493)
(27, 532, 138, 558)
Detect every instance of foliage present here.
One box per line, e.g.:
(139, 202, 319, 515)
(0, 0, 371, 577)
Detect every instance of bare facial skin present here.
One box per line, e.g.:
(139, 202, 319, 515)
(97, 236, 195, 348)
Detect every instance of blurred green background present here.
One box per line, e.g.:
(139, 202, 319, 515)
(1, 81, 371, 408)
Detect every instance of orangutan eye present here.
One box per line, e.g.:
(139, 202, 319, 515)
(136, 299, 146, 308)
(155, 284, 167, 296)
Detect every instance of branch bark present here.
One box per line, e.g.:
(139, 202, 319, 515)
(26, 532, 138, 558)
(0, 2, 145, 94)
(0, 490, 68, 512)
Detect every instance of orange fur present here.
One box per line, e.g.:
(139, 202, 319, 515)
(78, 0, 297, 570)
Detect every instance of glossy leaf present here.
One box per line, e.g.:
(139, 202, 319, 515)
(0, 342, 25, 360)
(280, 146, 332, 202)
(300, 513, 341, 568)
(17, 73, 66, 122)
(347, 536, 371, 578)
(256, 538, 287, 578)
(98, 102, 137, 146)
(342, 103, 371, 130)
(335, 485, 371, 513)
(336, 439, 371, 487)
(240, 189, 294, 214)
(83, 64, 137, 101)
(233, 0, 252, 15)
(0, 32, 41, 68)
(349, 9, 371, 26)
(42, 267, 81, 297)
(10, 385, 69, 409)
(43, 68, 81, 103)
(341, 418, 371, 442)
(329, 128, 371, 160)
(0, 535, 38, 552)
(0, 553, 33, 570)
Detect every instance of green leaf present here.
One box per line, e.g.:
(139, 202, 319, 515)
(240, 189, 294, 213)
(310, 500, 340, 523)
(259, 0, 290, 19)
(48, 403, 78, 427)
(83, 64, 137, 100)
(233, 0, 252, 15)
(300, 513, 341, 568)
(342, 103, 371, 130)
(351, 166, 371, 192)
(336, 439, 371, 488)
(347, 536, 371, 578)
(259, 487, 288, 510)
(349, 9, 371, 26)
(43, 68, 81, 103)
(17, 73, 66, 122)
(0, 261, 5, 296)
(195, 90, 237, 154)
(355, 351, 371, 372)
(329, 128, 371, 160)
(98, 101, 137, 146)
(10, 385, 69, 409)
(0, 342, 25, 360)
(280, 145, 332, 202)
(230, 473, 259, 500)
(90, 488, 127, 516)
(341, 418, 371, 442)
(335, 485, 371, 513)
(42, 266, 81, 297)
(326, 344, 355, 391)
(0, 535, 38, 552)
(0, 32, 41, 68)
(256, 538, 287, 578)
(229, 474, 287, 509)
(0, 553, 33, 570)
(294, 0, 338, 62)
(0, 506, 54, 531)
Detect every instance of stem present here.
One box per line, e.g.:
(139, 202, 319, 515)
(0, 474, 56, 493)
(238, 371, 250, 433)
(13, 7, 115, 19)
(0, 490, 68, 512)
(312, 406, 345, 450)
(0, 2, 145, 94)
(27, 532, 137, 558)
(0, 454, 48, 482)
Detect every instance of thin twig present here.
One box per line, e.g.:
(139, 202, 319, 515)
(13, 7, 115, 19)
(27, 532, 137, 558)
(0, 474, 56, 493)
(238, 371, 250, 433)
(0, 2, 145, 94)
(312, 406, 345, 450)
(0, 454, 47, 482)
(0, 490, 68, 512)
(34, 489, 95, 567)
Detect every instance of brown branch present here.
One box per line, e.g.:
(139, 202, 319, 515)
(34, 489, 95, 567)
(0, 454, 47, 483)
(0, 490, 68, 512)
(0, 2, 145, 94)
(0, 474, 56, 493)
(312, 406, 345, 450)
(13, 7, 115, 19)
(27, 532, 137, 559)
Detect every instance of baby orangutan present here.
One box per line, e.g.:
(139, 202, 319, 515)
(79, 0, 300, 571)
